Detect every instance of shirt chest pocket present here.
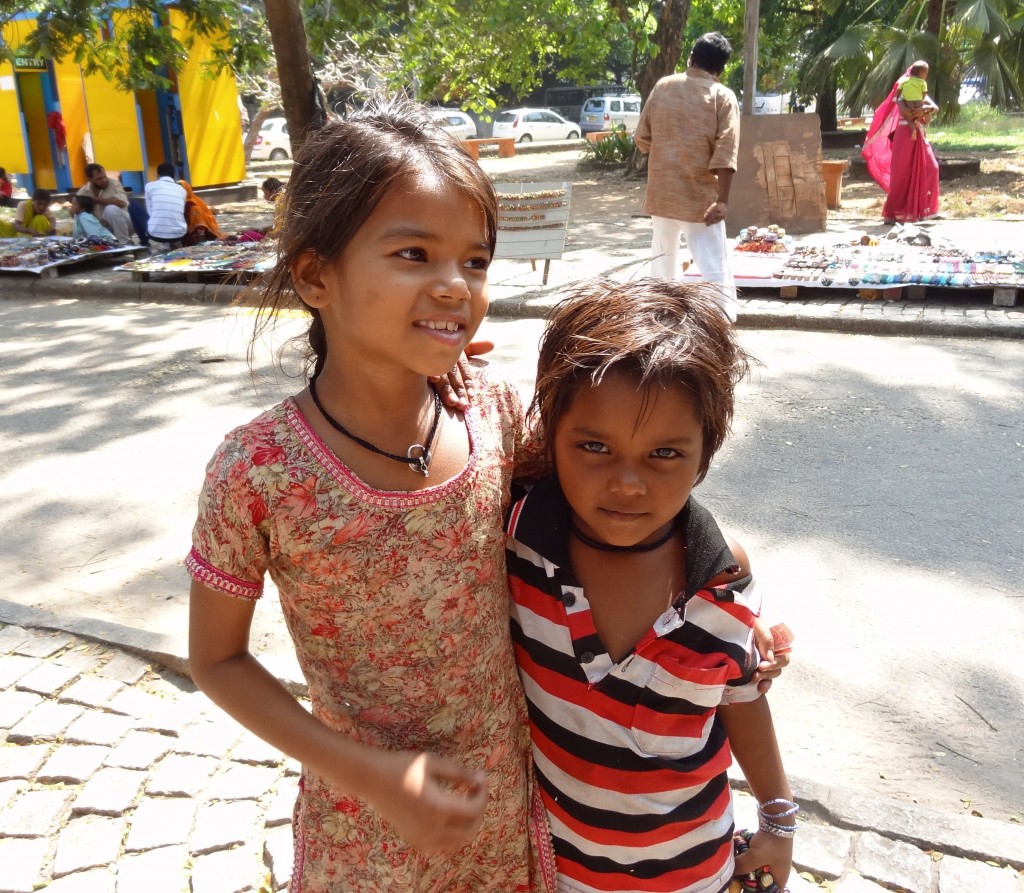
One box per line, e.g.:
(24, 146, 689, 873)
(628, 660, 729, 758)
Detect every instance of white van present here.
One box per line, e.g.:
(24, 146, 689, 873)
(579, 95, 642, 134)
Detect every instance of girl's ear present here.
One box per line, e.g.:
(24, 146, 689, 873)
(290, 249, 330, 308)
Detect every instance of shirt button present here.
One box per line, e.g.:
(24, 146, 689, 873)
(580, 651, 595, 664)
(561, 593, 576, 607)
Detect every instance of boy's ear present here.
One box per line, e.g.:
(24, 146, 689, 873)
(290, 249, 329, 307)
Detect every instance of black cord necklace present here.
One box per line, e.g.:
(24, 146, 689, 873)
(569, 518, 678, 553)
(308, 377, 442, 477)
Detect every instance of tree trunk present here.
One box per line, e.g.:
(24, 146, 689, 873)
(243, 107, 275, 162)
(264, 0, 317, 155)
(816, 81, 837, 131)
(635, 0, 692, 104)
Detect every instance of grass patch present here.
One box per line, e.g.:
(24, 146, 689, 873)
(930, 104, 1024, 152)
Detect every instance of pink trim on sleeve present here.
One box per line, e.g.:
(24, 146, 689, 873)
(185, 548, 263, 600)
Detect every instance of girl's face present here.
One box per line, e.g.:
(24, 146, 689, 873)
(552, 369, 705, 549)
(297, 170, 490, 380)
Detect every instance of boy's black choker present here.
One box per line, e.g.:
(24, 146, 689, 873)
(569, 518, 678, 553)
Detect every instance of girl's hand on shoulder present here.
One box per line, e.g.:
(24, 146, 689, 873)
(368, 750, 487, 852)
(429, 340, 494, 411)
(734, 830, 793, 889)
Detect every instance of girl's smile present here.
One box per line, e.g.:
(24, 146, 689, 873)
(296, 170, 491, 382)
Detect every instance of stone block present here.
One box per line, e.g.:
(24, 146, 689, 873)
(833, 874, 890, 893)
(205, 763, 281, 802)
(105, 730, 174, 770)
(855, 831, 934, 893)
(0, 779, 29, 810)
(231, 731, 285, 766)
(105, 686, 165, 720)
(190, 845, 262, 893)
(115, 844, 190, 893)
(0, 788, 75, 837)
(52, 814, 126, 876)
(0, 689, 44, 730)
(58, 674, 125, 708)
(146, 753, 219, 797)
(0, 742, 50, 781)
(794, 822, 854, 879)
(0, 654, 42, 689)
(264, 776, 299, 827)
(63, 708, 134, 746)
(190, 799, 263, 854)
(939, 854, 1018, 893)
(39, 868, 116, 893)
(263, 824, 294, 891)
(37, 743, 109, 784)
(12, 632, 75, 659)
(15, 661, 82, 697)
(0, 625, 31, 654)
(0, 837, 49, 893)
(176, 717, 245, 757)
(74, 766, 147, 815)
(125, 797, 198, 850)
(52, 646, 105, 674)
(6, 700, 83, 741)
(95, 650, 150, 685)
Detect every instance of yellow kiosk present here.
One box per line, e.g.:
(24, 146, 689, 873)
(0, 8, 245, 195)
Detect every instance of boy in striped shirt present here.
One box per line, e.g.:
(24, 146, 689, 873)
(507, 279, 796, 893)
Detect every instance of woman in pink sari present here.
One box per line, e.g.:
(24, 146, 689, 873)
(862, 62, 940, 224)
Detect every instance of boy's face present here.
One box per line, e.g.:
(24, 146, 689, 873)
(552, 369, 705, 549)
(70, 199, 82, 215)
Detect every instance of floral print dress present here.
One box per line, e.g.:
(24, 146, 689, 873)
(186, 375, 553, 892)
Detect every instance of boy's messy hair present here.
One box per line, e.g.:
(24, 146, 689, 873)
(530, 278, 752, 483)
(253, 95, 498, 379)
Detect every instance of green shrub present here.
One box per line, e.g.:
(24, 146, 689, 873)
(584, 128, 635, 164)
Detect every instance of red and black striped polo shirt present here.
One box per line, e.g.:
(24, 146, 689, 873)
(506, 478, 762, 893)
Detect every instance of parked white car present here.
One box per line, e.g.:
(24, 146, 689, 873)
(492, 108, 580, 143)
(429, 109, 478, 140)
(579, 95, 641, 133)
(250, 117, 291, 161)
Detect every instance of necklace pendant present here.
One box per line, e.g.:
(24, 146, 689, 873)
(407, 444, 430, 477)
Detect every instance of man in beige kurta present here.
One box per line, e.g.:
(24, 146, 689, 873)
(635, 32, 740, 321)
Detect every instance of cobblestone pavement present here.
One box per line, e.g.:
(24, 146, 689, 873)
(2, 623, 1022, 893)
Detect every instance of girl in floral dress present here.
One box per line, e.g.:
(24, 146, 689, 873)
(186, 98, 553, 892)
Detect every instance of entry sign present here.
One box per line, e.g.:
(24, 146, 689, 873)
(14, 52, 46, 71)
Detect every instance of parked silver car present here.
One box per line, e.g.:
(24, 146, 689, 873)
(492, 108, 580, 143)
(579, 95, 642, 133)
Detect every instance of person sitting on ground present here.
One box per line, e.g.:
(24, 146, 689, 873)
(145, 162, 188, 254)
(78, 163, 135, 245)
(0, 167, 15, 209)
(0, 188, 57, 238)
(179, 179, 223, 245)
(70, 194, 116, 240)
(236, 177, 285, 242)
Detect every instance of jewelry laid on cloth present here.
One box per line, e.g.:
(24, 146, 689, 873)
(308, 377, 442, 477)
(569, 518, 678, 553)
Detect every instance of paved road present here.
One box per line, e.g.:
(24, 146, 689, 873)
(1, 297, 1021, 823)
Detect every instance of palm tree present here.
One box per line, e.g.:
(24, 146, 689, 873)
(802, 0, 1024, 120)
